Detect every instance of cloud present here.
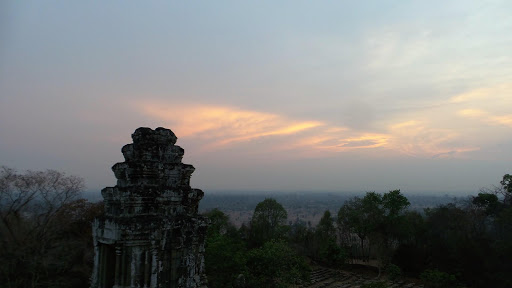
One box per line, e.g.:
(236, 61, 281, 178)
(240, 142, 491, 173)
(451, 83, 512, 105)
(458, 109, 512, 128)
(432, 151, 457, 159)
(458, 109, 486, 118)
(387, 120, 478, 158)
(490, 115, 512, 127)
(364, 29, 433, 71)
(454, 84, 512, 128)
(137, 101, 324, 150)
(287, 132, 389, 155)
(136, 100, 478, 159)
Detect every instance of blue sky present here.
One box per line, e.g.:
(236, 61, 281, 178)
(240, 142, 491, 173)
(1, 1, 511, 194)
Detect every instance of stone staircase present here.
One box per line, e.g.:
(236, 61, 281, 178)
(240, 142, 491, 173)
(302, 267, 424, 288)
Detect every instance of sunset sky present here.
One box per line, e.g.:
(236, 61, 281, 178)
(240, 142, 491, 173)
(1, 1, 511, 195)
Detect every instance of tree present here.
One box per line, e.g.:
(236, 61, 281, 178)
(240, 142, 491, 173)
(204, 208, 248, 288)
(500, 174, 512, 193)
(205, 232, 248, 288)
(310, 210, 345, 267)
(249, 198, 288, 247)
(392, 211, 427, 275)
(288, 218, 309, 247)
(337, 193, 383, 262)
(316, 210, 336, 238)
(338, 190, 410, 276)
(0, 167, 84, 243)
(380, 190, 410, 252)
(0, 166, 95, 288)
(493, 206, 512, 286)
(246, 240, 310, 288)
(472, 192, 500, 215)
(370, 190, 410, 277)
(338, 196, 366, 261)
(382, 189, 410, 219)
(499, 174, 512, 205)
(423, 203, 489, 286)
(204, 208, 233, 236)
(479, 173, 512, 206)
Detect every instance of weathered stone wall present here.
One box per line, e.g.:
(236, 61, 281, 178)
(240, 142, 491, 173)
(91, 127, 208, 288)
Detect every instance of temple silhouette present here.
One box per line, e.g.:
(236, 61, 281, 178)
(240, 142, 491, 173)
(91, 127, 208, 288)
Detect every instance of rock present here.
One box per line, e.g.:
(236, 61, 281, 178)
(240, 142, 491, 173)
(91, 127, 208, 288)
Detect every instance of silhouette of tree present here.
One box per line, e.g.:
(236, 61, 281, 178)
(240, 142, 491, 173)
(249, 198, 288, 247)
(0, 166, 104, 288)
(0, 166, 83, 245)
(337, 193, 383, 262)
(338, 190, 409, 276)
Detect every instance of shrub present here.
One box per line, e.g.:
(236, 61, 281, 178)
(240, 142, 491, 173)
(385, 263, 402, 281)
(420, 269, 458, 288)
(246, 240, 310, 288)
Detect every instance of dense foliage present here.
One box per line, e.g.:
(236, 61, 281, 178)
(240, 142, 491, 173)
(334, 181, 512, 288)
(202, 178, 512, 288)
(204, 201, 311, 288)
(337, 189, 410, 272)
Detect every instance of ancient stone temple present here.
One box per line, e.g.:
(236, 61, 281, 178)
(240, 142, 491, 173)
(91, 127, 208, 288)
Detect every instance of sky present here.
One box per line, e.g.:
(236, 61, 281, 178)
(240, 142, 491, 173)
(1, 1, 512, 195)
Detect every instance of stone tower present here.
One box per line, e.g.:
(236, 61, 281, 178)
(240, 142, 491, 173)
(91, 127, 208, 288)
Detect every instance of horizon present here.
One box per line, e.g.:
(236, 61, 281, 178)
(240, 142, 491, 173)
(1, 1, 511, 194)
(82, 188, 474, 202)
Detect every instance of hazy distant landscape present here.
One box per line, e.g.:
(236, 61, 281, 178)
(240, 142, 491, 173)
(83, 190, 464, 227)
(84, 190, 461, 227)
(198, 192, 459, 227)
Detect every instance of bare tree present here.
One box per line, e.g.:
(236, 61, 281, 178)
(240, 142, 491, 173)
(0, 166, 83, 243)
(0, 166, 85, 287)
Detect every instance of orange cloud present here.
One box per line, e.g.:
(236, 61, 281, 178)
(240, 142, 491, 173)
(300, 133, 389, 152)
(138, 101, 323, 149)
(214, 122, 322, 146)
(136, 101, 477, 158)
(457, 109, 486, 118)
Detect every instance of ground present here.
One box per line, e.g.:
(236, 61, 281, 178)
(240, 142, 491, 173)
(299, 265, 424, 288)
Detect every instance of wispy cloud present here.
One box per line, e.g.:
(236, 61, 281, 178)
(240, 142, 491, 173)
(136, 100, 477, 158)
(490, 115, 512, 127)
(364, 29, 433, 71)
(454, 84, 512, 128)
(138, 101, 324, 149)
(451, 84, 512, 105)
(458, 110, 512, 128)
(458, 109, 486, 118)
(388, 120, 478, 158)
(292, 133, 389, 153)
